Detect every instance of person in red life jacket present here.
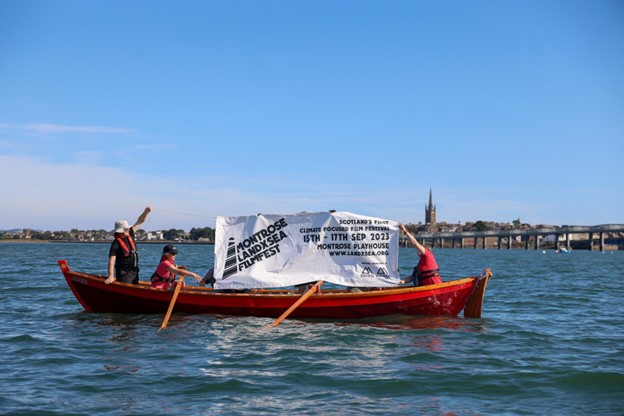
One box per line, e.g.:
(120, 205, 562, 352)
(397, 223, 443, 286)
(151, 244, 203, 290)
(105, 206, 152, 285)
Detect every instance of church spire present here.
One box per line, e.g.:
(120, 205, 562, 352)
(425, 188, 436, 225)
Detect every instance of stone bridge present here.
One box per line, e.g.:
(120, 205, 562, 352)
(405, 224, 624, 251)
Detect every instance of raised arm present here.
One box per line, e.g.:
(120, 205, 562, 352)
(131, 206, 152, 231)
(399, 223, 426, 256)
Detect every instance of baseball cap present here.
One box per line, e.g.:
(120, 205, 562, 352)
(163, 244, 178, 255)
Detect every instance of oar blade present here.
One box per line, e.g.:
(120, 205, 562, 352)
(158, 276, 185, 332)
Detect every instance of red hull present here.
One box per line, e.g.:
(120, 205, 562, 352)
(58, 260, 490, 320)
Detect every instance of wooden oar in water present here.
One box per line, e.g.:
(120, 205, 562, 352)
(269, 280, 324, 328)
(158, 276, 185, 333)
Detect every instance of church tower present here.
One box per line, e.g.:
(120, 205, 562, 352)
(425, 188, 436, 225)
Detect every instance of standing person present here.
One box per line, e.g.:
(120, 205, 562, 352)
(151, 244, 203, 290)
(398, 223, 443, 286)
(105, 206, 152, 285)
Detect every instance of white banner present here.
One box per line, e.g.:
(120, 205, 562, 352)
(213, 211, 400, 289)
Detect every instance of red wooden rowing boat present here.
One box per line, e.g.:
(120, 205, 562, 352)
(58, 260, 491, 320)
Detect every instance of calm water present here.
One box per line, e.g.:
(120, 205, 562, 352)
(1, 242, 623, 415)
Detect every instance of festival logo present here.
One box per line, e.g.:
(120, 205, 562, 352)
(222, 217, 289, 279)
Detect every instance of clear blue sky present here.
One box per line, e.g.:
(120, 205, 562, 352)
(1, 0, 622, 231)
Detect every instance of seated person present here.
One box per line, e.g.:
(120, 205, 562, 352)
(151, 244, 202, 290)
(398, 223, 442, 286)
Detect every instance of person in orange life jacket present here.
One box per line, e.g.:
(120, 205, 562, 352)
(105, 206, 152, 285)
(397, 223, 442, 286)
(151, 244, 202, 290)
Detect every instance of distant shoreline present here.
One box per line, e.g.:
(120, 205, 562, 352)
(2, 240, 617, 250)
(0, 240, 214, 245)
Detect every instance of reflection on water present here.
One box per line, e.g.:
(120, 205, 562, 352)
(333, 314, 480, 331)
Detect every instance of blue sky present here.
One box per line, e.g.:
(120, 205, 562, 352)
(1, 0, 622, 231)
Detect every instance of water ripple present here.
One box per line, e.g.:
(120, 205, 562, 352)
(1, 244, 623, 415)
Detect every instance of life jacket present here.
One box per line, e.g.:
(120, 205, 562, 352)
(151, 258, 176, 285)
(412, 267, 441, 285)
(413, 250, 441, 286)
(114, 232, 138, 268)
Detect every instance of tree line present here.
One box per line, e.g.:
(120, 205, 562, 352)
(0, 226, 216, 242)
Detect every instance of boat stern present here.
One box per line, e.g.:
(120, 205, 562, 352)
(463, 268, 492, 318)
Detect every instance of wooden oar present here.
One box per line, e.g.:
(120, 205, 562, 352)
(158, 276, 185, 333)
(269, 280, 324, 328)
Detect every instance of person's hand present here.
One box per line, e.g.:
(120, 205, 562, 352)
(398, 279, 405, 285)
(145, 206, 152, 214)
(105, 276, 116, 284)
(192, 273, 202, 283)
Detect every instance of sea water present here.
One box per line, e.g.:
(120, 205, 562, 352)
(0, 242, 622, 415)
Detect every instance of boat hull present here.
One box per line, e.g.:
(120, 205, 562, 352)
(58, 260, 491, 320)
